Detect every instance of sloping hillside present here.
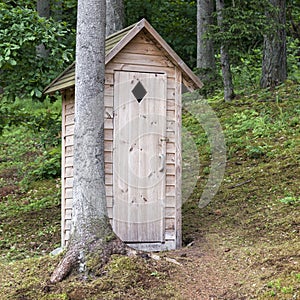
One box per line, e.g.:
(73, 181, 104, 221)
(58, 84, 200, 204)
(0, 82, 299, 299)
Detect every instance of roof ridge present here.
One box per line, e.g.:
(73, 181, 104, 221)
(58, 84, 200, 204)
(44, 18, 202, 94)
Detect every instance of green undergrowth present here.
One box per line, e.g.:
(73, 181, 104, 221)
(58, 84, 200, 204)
(0, 97, 61, 262)
(0, 82, 299, 299)
(182, 81, 300, 299)
(0, 255, 179, 300)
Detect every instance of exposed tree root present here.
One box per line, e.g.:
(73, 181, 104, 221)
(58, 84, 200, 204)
(50, 248, 78, 283)
(50, 235, 135, 284)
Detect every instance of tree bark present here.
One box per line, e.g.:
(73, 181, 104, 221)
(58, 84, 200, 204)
(106, 0, 124, 36)
(260, 0, 287, 88)
(37, 0, 50, 58)
(50, 0, 128, 283)
(216, 0, 235, 102)
(197, 0, 216, 82)
(51, 0, 63, 22)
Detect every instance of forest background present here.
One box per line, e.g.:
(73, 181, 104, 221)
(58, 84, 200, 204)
(0, 1, 299, 299)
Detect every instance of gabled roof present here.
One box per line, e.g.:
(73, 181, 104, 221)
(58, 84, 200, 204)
(44, 19, 202, 94)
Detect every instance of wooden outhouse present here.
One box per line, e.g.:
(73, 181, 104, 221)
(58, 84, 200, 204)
(44, 19, 202, 251)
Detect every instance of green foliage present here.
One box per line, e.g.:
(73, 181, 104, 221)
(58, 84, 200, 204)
(0, 96, 61, 144)
(125, 0, 197, 67)
(279, 195, 300, 205)
(0, 97, 61, 185)
(183, 82, 300, 163)
(287, 37, 300, 82)
(211, 0, 278, 53)
(231, 48, 262, 90)
(28, 148, 61, 181)
(0, 3, 75, 99)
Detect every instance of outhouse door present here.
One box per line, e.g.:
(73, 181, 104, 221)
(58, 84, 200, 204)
(113, 71, 167, 245)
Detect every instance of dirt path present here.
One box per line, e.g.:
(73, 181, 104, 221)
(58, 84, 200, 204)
(166, 237, 243, 300)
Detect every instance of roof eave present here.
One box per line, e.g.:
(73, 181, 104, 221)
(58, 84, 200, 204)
(142, 19, 203, 91)
(43, 62, 75, 94)
(44, 18, 203, 94)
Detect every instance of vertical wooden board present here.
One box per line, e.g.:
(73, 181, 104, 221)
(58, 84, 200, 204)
(113, 71, 167, 243)
(65, 198, 72, 209)
(65, 188, 73, 199)
(166, 196, 175, 207)
(65, 220, 72, 230)
(65, 177, 73, 188)
(105, 107, 114, 119)
(165, 218, 175, 230)
(166, 163, 176, 175)
(65, 114, 75, 125)
(167, 89, 176, 100)
(106, 196, 113, 208)
(165, 207, 176, 217)
(104, 118, 113, 129)
(105, 163, 113, 174)
(166, 153, 175, 163)
(105, 174, 113, 185)
(65, 230, 70, 244)
(65, 208, 72, 219)
(104, 129, 113, 141)
(166, 175, 176, 185)
(65, 166, 73, 177)
(65, 156, 74, 167)
(61, 94, 67, 246)
(61, 90, 75, 246)
(165, 230, 175, 241)
(106, 62, 174, 77)
(65, 135, 74, 147)
(106, 185, 113, 197)
(65, 146, 74, 157)
(175, 67, 182, 248)
(104, 151, 113, 163)
(65, 124, 74, 136)
(166, 185, 175, 196)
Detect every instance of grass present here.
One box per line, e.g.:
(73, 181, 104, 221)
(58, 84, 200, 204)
(181, 81, 300, 298)
(0, 81, 299, 299)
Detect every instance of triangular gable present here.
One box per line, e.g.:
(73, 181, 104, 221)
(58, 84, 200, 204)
(44, 19, 202, 94)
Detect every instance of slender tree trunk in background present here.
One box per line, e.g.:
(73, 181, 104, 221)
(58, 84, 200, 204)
(37, 0, 50, 58)
(50, 0, 128, 283)
(216, 0, 235, 102)
(197, 0, 216, 83)
(37, 0, 50, 19)
(51, 0, 63, 22)
(106, 0, 124, 36)
(260, 0, 287, 88)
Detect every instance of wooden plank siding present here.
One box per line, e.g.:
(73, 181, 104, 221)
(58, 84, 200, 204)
(61, 77, 116, 246)
(108, 32, 178, 248)
(60, 30, 182, 250)
(175, 67, 182, 248)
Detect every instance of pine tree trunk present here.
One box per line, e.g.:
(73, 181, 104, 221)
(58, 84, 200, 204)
(37, 0, 50, 58)
(106, 0, 124, 36)
(50, 0, 128, 283)
(216, 0, 235, 102)
(260, 0, 287, 88)
(197, 0, 216, 83)
(51, 0, 63, 22)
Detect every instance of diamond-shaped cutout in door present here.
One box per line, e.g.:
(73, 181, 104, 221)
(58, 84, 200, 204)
(132, 81, 147, 103)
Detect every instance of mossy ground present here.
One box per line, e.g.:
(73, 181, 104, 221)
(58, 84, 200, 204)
(0, 82, 299, 299)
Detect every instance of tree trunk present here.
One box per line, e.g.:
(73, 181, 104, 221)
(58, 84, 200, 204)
(106, 0, 124, 36)
(216, 0, 235, 102)
(50, 0, 128, 283)
(51, 0, 63, 22)
(37, 0, 50, 19)
(36, 0, 50, 58)
(260, 0, 287, 88)
(197, 0, 216, 83)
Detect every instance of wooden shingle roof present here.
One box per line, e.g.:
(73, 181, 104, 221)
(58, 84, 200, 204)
(44, 19, 202, 94)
